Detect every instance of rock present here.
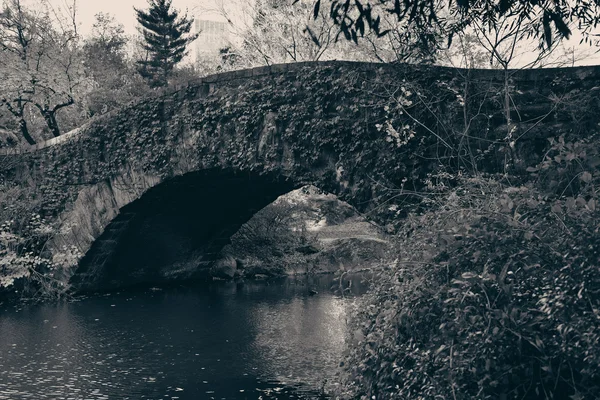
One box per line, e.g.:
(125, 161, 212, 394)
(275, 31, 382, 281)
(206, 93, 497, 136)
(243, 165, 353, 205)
(296, 244, 320, 255)
(235, 258, 245, 270)
(210, 255, 237, 279)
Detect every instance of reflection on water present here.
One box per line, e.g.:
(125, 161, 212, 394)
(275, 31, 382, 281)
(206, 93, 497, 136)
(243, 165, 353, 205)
(0, 274, 368, 399)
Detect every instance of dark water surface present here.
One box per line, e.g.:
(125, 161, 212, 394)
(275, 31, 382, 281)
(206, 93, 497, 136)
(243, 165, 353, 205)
(0, 274, 367, 400)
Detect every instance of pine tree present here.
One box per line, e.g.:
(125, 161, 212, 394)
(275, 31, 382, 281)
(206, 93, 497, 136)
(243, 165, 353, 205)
(134, 0, 197, 88)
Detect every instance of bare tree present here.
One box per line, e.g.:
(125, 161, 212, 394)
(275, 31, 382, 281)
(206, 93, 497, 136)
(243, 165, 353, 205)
(204, 0, 348, 67)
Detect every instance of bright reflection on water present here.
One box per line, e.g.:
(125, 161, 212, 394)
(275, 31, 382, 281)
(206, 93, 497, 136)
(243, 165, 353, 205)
(0, 274, 368, 399)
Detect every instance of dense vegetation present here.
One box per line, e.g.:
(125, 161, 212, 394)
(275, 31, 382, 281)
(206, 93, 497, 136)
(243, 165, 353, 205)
(225, 186, 388, 278)
(337, 135, 600, 398)
(0, 0, 199, 148)
(304, 0, 600, 53)
(0, 183, 78, 303)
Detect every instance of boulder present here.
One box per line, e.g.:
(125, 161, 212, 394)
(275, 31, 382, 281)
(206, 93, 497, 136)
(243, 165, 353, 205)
(210, 255, 237, 279)
(296, 244, 320, 255)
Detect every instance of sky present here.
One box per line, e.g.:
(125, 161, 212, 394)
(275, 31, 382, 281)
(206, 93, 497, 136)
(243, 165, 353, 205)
(48, 0, 224, 36)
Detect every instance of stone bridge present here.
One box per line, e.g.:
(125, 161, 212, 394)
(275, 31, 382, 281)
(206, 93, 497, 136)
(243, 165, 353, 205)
(1, 61, 599, 292)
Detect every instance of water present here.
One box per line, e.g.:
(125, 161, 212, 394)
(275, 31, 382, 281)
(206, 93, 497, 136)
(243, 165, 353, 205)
(0, 274, 367, 399)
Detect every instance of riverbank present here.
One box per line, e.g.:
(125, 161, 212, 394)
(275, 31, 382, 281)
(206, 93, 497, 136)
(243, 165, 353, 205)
(211, 215, 391, 281)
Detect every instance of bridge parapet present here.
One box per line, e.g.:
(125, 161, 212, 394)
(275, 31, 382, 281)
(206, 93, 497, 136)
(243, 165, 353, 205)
(1, 61, 359, 155)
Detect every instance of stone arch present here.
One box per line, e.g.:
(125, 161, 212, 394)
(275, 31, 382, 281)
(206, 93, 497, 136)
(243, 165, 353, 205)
(67, 168, 308, 291)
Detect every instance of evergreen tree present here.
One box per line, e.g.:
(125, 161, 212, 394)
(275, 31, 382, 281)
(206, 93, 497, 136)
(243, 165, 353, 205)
(134, 0, 197, 88)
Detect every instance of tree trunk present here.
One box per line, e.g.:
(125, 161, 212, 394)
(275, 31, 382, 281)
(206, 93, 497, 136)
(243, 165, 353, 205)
(19, 118, 35, 145)
(35, 97, 74, 138)
(503, 68, 517, 168)
(41, 110, 61, 138)
(1, 99, 35, 145)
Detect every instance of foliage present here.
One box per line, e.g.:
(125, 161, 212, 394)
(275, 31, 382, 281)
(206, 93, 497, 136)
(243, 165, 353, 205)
(0, 184, 78, 301)
(81, 13, 149, 117)
(303, 0, 600, 55)
(0, 0, 90, 141)
(339, 134, 600, 399)
(134, 0, 198, 88)
(0, 63, 597, 303)
(210, 0, 434, 68)
(0, 1, 200, 148)
(230, 189, 320, 271)
(213, 0, 344, 66)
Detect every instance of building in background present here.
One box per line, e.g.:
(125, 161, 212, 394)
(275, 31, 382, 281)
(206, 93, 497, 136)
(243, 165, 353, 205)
(193, 19, 229, 63)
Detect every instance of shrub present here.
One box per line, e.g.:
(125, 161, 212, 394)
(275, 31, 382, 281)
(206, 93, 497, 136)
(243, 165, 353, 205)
(229, 190, 319, 269)
(340, 134, 599, 399)
(0, 185, 78, 302)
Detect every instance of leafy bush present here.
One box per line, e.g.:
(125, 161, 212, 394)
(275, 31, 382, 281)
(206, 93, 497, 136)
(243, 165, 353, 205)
(339, 136, 599, 399)
(229, 190, 319, 271)
(0, 185, 78, 302)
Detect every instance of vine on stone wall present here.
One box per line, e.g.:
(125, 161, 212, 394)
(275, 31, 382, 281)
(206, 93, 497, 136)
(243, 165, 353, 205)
(1, 63, 598, 298)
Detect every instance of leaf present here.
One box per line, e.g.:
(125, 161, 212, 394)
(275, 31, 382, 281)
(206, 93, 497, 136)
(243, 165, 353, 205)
(435, 344, 447, 355)
(542, 11, 553, 49)
(541, 365, 552, 373)
(313, 0, 321, 19)
(508, 199, 514, 210)
(535, 336, 544, 349)
(549, 11, 572, 39)
(498, 0, 511, 13)
(456, 0, 469, 11)
(356, 15, 365, 37)
(447, 32, 454, 49)
(580, 171, 592, 183)
(304, 26, 322, 47)
(587, 199, 596, 211)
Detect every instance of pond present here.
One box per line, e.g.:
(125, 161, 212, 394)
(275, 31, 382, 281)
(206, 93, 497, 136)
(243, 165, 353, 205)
(0, 273, 368, 399)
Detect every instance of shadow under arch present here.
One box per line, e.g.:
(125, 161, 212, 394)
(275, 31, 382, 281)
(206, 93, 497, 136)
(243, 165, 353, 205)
(70, 169, 300, 292)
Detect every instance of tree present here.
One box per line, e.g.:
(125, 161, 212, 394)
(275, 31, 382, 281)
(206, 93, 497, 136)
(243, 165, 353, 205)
(241, 0, 339, 63)
(0, 0, 39, 144)
(82, 13, 146, 116)
(0, 0, 88, 142)
(342, 1, 443, 63)
(134, 0, 198, 88)
(207, 0, 379, 69)
(301, 0, 600, 59)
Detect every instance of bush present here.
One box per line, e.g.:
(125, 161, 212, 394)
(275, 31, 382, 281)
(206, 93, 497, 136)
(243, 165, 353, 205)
(229, 191, 319, 270)
(0, 185, 78, 302)
(340, 135, 599, 399)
